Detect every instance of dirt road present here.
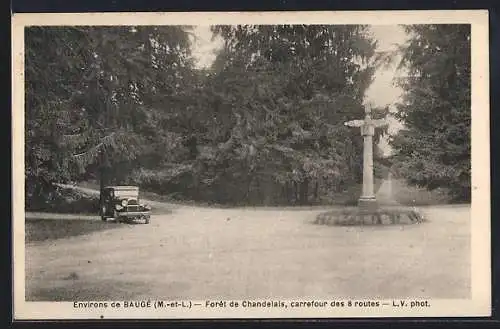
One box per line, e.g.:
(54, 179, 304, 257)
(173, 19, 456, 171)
(25, 201, 471, 301)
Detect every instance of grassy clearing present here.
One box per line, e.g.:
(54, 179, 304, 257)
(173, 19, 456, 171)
(26, 217, 127, 243)
(26, 205, 470, 301)
(390, 179, 452, 206)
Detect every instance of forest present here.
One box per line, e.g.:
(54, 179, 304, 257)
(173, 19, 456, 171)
(24, 24, 471, 208)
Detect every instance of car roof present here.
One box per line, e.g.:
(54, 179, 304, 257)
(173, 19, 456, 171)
(104, 186, 139, 190)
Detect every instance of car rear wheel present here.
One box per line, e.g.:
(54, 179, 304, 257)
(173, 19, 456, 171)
(101, 205, 107, 221)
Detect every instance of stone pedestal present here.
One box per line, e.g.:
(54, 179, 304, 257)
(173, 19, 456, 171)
(315, 207, 424, 226)
(314, 109, 426, 227)
(358, 197, 378, 211)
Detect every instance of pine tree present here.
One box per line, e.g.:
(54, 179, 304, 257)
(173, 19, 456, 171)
(390, 25, 471, 201)
(191, 25, 383, 204)
(25, 26, 194, 203)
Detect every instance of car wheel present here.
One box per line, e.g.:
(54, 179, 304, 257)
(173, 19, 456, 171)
(113, 210, 120, 223)
(101, 206, 107, 221)
(145, 216, 150, 224)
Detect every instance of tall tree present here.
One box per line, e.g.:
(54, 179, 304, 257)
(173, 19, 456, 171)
(390, 25, 471, 201)
(188, 25, 384, 205)
(25, 26, 194, 204)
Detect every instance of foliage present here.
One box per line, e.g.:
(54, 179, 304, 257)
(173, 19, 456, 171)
(25, 26, 194, 204)
(26, 25, 392, 207)
(390, 25, 471, 201)
(182, 24, 384, 204)
(26, 186, 100, 214)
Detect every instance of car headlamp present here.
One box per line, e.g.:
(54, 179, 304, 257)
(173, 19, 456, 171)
(121, 199, 128, 207)
(115, 204, 123, 210)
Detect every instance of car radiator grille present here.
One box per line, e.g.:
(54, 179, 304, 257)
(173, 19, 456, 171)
(127, 205, 139, 212)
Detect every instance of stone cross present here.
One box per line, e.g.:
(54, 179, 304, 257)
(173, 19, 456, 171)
(344, 107, 388, 210)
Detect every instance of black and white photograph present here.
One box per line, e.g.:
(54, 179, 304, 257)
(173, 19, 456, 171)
(12, 11, 490, 319)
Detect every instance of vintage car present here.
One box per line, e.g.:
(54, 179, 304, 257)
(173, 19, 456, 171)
(100, 186, 151, 224)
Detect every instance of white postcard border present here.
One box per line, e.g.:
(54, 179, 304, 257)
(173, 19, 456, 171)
(12, 10, 491, 320)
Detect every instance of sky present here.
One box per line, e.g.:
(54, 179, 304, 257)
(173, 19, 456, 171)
(191, 26, 223, 68)
(190, 25, 409, 156)
(364, 25, 408, 155)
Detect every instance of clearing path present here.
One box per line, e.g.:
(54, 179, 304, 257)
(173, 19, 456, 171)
(25, 199, 471, 301)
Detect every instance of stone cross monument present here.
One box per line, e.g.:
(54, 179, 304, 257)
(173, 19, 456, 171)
(344, 107, 388, 210)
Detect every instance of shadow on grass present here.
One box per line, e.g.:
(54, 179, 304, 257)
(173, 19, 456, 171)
(26, 218, 127, 243)
(27, 279, 150, 301)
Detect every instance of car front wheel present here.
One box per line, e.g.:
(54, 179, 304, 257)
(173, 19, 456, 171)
(113, 209, 120, 223)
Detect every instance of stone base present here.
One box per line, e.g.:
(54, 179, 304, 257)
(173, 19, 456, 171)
(315, 206, 425, 226)
(358, 197, 378, 211)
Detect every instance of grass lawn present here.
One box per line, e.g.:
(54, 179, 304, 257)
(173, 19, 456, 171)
(25, 217, 127, 243)
(25, 204, 470, 301)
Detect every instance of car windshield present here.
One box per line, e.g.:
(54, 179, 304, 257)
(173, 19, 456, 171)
(112, 189, 139, 199)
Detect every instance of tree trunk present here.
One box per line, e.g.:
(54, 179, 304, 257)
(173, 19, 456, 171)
(300, 178, 309, 205)
(314, 179, 319, 201)
(293, 182, 300, 203)
(99, 152, 110, 206)
(285, 181, 292, 204)
(99, 167, 105, 206)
